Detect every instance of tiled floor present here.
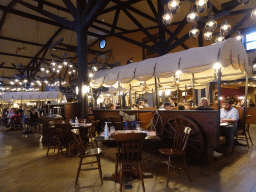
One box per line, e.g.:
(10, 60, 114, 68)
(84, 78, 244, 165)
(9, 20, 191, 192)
(0, 125, 256, 192)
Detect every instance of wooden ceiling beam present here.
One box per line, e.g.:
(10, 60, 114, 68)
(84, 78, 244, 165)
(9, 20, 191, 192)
(0, 0, 19, 31)
(111, 9, 120, 34)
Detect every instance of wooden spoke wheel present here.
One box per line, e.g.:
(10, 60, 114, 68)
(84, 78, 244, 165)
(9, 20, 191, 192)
(162, 115, 205, 158)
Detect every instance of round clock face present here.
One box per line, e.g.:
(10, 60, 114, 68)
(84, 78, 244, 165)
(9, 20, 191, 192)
(99, 39, 106, 49)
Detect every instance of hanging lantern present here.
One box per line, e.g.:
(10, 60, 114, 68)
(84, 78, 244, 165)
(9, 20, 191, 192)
(252, 8, 256, 20)
(215, 33, 225, 43)
(168, 0, 180, 14)
(57, 62, 63, 69)
(238, 0, 250, 5)
(203, 30, 212, 41)
(220, 20, 231, 35)
(45, 69, 50, 74)
(187, 7, 199, 23)
(63, 59, 68, 66)
(23, 79, 28, 83)
(189, 24, 200, 38)
(195, 0, 208, 13)
(205, 16, 217, 32)
(51, 67, 56, 72)
(56, 69, 60, 74)
(68, 70, 72, 75)
(51, 59, 56, 67)
(40, 65, 45, 72)
(162, 9, 173, 25)
(10, 80, 14, 85)
(72, 69, 76, 74)
(68, 63, 73, 68)
(235, 31, 243, 41)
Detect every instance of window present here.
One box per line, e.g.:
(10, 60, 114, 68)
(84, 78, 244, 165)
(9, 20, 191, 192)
(245, 31, 256, 51)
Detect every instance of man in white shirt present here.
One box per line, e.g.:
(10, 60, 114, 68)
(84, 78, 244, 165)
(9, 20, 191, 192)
(220, 98, 239, 153)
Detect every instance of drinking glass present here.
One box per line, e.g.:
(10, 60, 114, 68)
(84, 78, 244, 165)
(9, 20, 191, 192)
(110, 126, 115, 133)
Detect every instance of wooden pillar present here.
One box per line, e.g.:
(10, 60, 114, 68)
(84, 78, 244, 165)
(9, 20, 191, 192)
(217, 68, 221, 128)
(129, 84, 132, 107)
(192, 73, 196, 106)
(244, 72, 248, 122)
(155, 77, 159, 109)
(76, 23, 88, 118)
(177, 86, 179, 103)
(185, 85, 187, 102)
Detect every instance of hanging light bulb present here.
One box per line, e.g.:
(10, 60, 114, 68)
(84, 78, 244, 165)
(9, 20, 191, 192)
(51, 67, 56, 72)
(162, 8, 173, 25)
(203, 30, 213, 41)
(45, 69, 50, 74)
(220, 20, 231, 35)
(205, 16, 217, 32)
(51, 59, 56, 67)
(23, 79, 28, 83)
(40, 65, 45, 72)
(44, 80, 48, 84)
(168, 0, 180, 14)
(57, 63, 63, 69)
(10, 80, 14, 85)
(189, 24, 200, 38)
(235, 31, 243, 41)
(72, 69, 76, 74)
(63, 59, 68, 66)
(19, 82, 23, 85)
(14, 79, 19, 83)
(251, 8, 256, 20)
(68, 63, 73, 68)
(56, 69, 60, 74)
(215, 33, 225, 43)
(195, 0, 208, 13)
(238, 0, 250, 5)
(187, 7, 199, 23)
(89, 73, 93, 78)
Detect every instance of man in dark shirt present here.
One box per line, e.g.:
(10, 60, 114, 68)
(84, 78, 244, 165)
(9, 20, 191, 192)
(194, 97, 214, 110)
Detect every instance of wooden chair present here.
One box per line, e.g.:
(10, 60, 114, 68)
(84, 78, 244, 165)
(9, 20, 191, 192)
(55, 124, 74, 159)
(157, 127, 192, 185)
(113, 133, 147, 192)
(72, 132, 103, 187)
(46, 122, 59, 158)
(236, 115, 254, 148)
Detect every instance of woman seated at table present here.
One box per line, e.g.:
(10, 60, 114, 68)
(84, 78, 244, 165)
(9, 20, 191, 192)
(27, 107, 40, 133)
(109, 103, 116, 110)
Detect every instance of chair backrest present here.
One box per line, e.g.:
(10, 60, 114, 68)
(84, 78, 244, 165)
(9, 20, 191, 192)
(138, 112, 154, 130)
(113, 133, 147, 161)
(172, 127, 192, 152)
(55, 124, 73, 144)
(72, 132, 86, 156)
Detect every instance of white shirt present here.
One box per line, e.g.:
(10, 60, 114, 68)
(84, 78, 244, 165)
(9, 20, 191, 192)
(220, 107, 239, 121)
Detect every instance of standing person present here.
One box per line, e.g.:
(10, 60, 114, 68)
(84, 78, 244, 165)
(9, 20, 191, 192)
(220, 98, 239, 153)
(26, 107, 40, 134)
(17, 106, 23, 114)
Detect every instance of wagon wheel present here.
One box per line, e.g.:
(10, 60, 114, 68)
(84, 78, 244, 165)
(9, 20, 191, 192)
(162, 115, 204, 158)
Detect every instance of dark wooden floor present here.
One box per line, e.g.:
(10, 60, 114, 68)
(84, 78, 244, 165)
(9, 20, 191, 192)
(0, 125, 256, 192)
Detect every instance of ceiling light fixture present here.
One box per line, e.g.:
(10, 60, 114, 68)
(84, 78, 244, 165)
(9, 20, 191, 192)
(220, 20, 231, 35)
(238, 0, 250, 5)
(187, 7, 199, 23)
(251, 8, 256, 20)
(162, 8, 173, 25)
(203, 30, 213, 41)
(195, 0, 208, 13)
(205, 16, 217, 32)
(235, 31, 243, 41)
(168, 0, 180, 14)
(189, 24, 200, 38)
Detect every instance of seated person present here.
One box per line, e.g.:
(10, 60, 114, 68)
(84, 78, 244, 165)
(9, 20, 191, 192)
(178, 103, 185, 110)
(144, 100, 149, 107)
(138, 101, 145, 108)
(194, 97, 214, 110)
(10, 111, 22, 130)
(184, 102, 191, 110)
(163, 102, 172, 110)
(109, 103, 116, 110)
(132, 104, 139, 110)
(220, 98, 239, 153)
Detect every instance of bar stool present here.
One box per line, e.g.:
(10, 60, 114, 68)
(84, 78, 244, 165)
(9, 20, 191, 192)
(236, 115, 254, 148)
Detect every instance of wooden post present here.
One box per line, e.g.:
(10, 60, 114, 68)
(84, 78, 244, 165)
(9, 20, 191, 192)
(244, 72, 248, 123)
(152, 88, 155, 107)
(192, 73, 196, 106)
(217, 67, 221, 128)
(185, 85, 187, 102)
(129, 84, 132, 107)
(155, 77, 159, 109)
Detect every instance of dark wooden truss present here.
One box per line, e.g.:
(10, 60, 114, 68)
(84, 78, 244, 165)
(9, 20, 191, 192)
(0, 0, 253, 82)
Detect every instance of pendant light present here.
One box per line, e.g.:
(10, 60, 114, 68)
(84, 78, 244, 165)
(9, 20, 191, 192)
(168, 0, 180, 14)
(63, 59, 68, 66)
(162, 9, 173, 25)
(215, 33, 225, 43)
(189, 24, 200, 38)
(203, 30, 213, 41)
(51, 59, 56, 67)
(68, 70, 72, 75)
(57, 62, 63, 69)
(220, 20, 231, 35)
(45, 69, 50, 74)
(205, 16, 217, 32)
(40, 65, 45, 72)
(238, 0, 250, 5)
(195, 0, 208, 13)
(252, 8, 256, 20)
(235, 31, 243, 41)
(187, 7, 199, 23)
